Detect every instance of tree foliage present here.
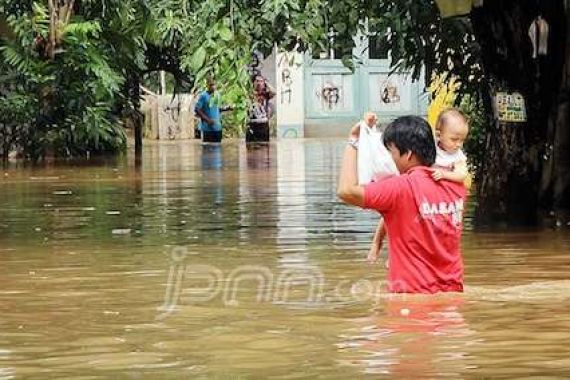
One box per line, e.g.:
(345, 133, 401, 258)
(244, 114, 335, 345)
(1, 1, 128, 158)
(4, 1, 462, 158)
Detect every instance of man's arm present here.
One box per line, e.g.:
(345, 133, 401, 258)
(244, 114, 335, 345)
(337, 125, 365, 207)
(195, 108, 213, 125)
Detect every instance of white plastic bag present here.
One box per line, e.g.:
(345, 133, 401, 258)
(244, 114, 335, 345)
(357, 121, 399, 185)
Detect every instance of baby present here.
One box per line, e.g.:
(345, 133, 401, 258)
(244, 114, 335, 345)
(431, 108, 469, 183)
(368, 108, 470, 265)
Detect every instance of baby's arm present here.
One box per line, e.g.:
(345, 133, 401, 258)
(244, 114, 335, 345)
(368, 219, 387, 263)
(432, 159, 468, 183)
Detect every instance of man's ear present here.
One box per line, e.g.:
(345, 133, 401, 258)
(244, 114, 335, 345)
(405, 151, 414, 162)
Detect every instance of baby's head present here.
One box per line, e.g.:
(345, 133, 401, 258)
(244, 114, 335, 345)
(435, 108, 469, 153)
(363, 112, 378, 128)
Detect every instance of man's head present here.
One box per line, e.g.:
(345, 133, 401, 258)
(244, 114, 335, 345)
(206, 77, 216, 93)
(383, 116, 436, 173)
(363, 112, 378, 128)
(435, 108, 469, 154)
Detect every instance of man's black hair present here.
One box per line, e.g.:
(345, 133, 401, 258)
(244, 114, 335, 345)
(383, 116, 436, 166)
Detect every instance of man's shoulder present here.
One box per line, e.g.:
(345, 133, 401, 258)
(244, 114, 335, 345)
(408, 166, 465, 191)
(406, 166, 432, 179)
(366, 174, 407, 194)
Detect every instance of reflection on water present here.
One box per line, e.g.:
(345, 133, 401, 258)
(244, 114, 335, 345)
(0, 139, 569, 378)
(338, 294, 475, 377)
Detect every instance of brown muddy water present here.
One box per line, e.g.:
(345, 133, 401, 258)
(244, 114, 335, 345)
(0, 139, 569, 379)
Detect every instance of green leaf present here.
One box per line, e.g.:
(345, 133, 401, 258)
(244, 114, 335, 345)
(190, 46, 207, 73)
(333, 22, 346, 34)
(218, 25, 233, 41)
(341, 54, 355, 72)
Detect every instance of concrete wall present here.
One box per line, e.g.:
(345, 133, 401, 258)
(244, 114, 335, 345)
(141, 94, 195, 140)
(273, 44, 429, 138)
(275, 52, 305, 138)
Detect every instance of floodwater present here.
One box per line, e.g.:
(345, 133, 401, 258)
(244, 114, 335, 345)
(0, 139, 569, 379)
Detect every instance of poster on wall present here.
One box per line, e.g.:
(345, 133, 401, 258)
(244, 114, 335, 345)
(494, 92, 527, 122)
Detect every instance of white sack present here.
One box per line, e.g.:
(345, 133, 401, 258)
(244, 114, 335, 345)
(357, 121, 399, 185)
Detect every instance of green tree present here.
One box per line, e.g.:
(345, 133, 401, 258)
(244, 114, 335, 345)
(0, 1, 126, 158)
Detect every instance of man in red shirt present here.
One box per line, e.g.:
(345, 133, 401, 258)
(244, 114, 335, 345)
(337, 116, 467, 293)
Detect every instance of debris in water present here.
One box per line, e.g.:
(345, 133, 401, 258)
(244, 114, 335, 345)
(30, 176, 60, 180)
(106, 210, 121, 215)
(53, 190, 72, 195)
(112, 228, 131, 235)
(400, 308, 410, 316)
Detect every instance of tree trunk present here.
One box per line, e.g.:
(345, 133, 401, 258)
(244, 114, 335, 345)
(135, 117, 143, 157)
(46, 0, 75, 60)
(125, 73, 143, 158)
(552, 96, 570, 224)
(470, 0, 567, 226)
(541, 1, 570, 225)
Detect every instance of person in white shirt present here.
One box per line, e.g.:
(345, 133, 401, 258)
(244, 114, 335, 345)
(431, 108, 470, 183)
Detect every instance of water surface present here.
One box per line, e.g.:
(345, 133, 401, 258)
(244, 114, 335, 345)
(1, 139, 569, 378)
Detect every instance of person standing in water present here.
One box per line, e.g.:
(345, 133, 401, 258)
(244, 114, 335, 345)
(195, 77, 232, 143)
(246, 74, 275, 143)
(338, 115, 467, 293)
(367, 108, 471, 266)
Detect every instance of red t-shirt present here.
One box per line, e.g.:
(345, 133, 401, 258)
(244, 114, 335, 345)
(364, 166, 467, 293)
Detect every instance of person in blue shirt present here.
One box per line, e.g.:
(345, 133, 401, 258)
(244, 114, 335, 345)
(195, 77, 225, 143)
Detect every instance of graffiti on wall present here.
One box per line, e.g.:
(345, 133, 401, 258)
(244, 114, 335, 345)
(162, 98, 184, 139)
(381, 80, 401, 104)
(278, 53, 297, 105)
(280, 68, 293, 104)
(321, 82, 340, 109)
(370, 74, 411, 112)
(316, 81, 342, 110)
(142, 94, 194, 140)
(312, 74, 353, 112)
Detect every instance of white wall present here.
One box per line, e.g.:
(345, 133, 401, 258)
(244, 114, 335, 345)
(275, 52, 304, 138)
